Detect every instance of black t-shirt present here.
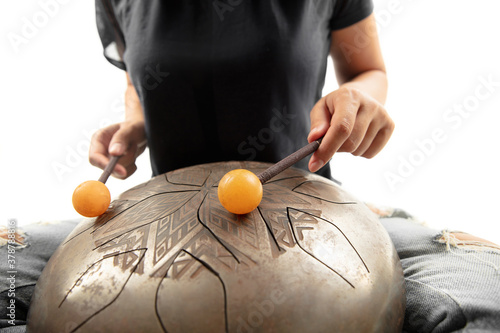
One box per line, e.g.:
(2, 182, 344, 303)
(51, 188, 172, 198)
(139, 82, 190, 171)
(95, 0, 373, 179)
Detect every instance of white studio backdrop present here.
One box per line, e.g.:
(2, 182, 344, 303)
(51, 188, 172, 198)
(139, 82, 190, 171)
(1, 0, 499, 244)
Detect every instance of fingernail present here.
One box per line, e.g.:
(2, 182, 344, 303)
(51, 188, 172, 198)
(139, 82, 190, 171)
(109, 143, 122, 155)
(310, 159, 324, 172)
(113, 169, 125, 178)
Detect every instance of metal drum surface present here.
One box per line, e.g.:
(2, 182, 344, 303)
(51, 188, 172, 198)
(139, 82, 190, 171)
(27, 161, 405, 332)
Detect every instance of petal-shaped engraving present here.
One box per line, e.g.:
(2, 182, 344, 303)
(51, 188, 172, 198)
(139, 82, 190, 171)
(156, 251, 227, 332)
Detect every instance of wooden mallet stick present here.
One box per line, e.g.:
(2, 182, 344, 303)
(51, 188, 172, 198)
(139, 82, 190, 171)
(257, 139, 322, 184)
(98, 155, 121, 184)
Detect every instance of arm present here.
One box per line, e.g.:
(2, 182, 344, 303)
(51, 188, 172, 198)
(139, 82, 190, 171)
(308, 14, 394, 172)
(89, 73, 147, 179)
(123, 73, 146, 126)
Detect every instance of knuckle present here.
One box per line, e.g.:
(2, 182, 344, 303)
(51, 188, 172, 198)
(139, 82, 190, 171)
(365, 100, 379, 114)
(335, 120, 352, 138)
(363, 99, 385, 118)
(91, 129, 102, 141)
(94, 128, 112, 143)
(337, 86, 358, 99)
(349, 87, 361, 99)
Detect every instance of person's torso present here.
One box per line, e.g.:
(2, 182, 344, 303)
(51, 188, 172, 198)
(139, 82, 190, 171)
(114, 0, 335, 177)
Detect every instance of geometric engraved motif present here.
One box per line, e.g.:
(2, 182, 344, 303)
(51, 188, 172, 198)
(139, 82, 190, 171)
(260, 208, 322, 250)
(200, 191, 260, 250)
(167, 250, 196, 280)
(152, 230, 256, 279)
(154, 205, 201, 266)
(95, 225, 150, 274)
(95, 224, 150, 252)
(260, 208, 296, 249)
(287, 208, 321, 241)
(93, 191, 198, 243)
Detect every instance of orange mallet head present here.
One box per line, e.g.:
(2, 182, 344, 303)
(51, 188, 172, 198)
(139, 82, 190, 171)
(72, 155, 120, 218)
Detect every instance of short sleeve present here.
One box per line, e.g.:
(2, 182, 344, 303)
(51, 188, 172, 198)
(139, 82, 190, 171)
(95, 0, 127, 70)
(329, 0, 374, 31)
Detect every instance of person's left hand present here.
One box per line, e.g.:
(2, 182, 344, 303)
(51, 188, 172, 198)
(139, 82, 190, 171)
(307, 85, 395, 172)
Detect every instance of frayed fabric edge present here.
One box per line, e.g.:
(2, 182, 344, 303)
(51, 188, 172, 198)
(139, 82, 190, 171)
(435, 230, 500, 253)
(0, 226, 27, 248)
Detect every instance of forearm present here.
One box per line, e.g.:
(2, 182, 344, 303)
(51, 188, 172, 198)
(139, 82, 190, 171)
(125, 73, 145, 123)
(339, 69, 388, 105)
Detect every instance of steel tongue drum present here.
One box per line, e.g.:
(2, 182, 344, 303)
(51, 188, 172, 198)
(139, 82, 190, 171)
(28, 161, 405, 332)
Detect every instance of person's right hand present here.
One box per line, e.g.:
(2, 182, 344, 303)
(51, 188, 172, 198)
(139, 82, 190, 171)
(89, 120, 147, 179)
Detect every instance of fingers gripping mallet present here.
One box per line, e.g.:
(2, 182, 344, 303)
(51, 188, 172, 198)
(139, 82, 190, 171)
(218, 139, 322, 214)
(72, 155, 121, 218)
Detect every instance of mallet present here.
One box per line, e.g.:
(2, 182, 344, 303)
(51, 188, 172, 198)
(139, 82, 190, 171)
(72, 155, 121, 218)
(218, 139, 322, 214)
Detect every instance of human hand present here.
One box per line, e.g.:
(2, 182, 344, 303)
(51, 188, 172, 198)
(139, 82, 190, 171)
(307, 86, 395, 172)
(89, 120, 147, 179)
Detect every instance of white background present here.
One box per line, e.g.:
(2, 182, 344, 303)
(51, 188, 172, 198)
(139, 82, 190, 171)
(1, 0, 499, 244)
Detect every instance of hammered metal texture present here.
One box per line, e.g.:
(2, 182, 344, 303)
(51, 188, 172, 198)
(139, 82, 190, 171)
(27, 161, 405, 332)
